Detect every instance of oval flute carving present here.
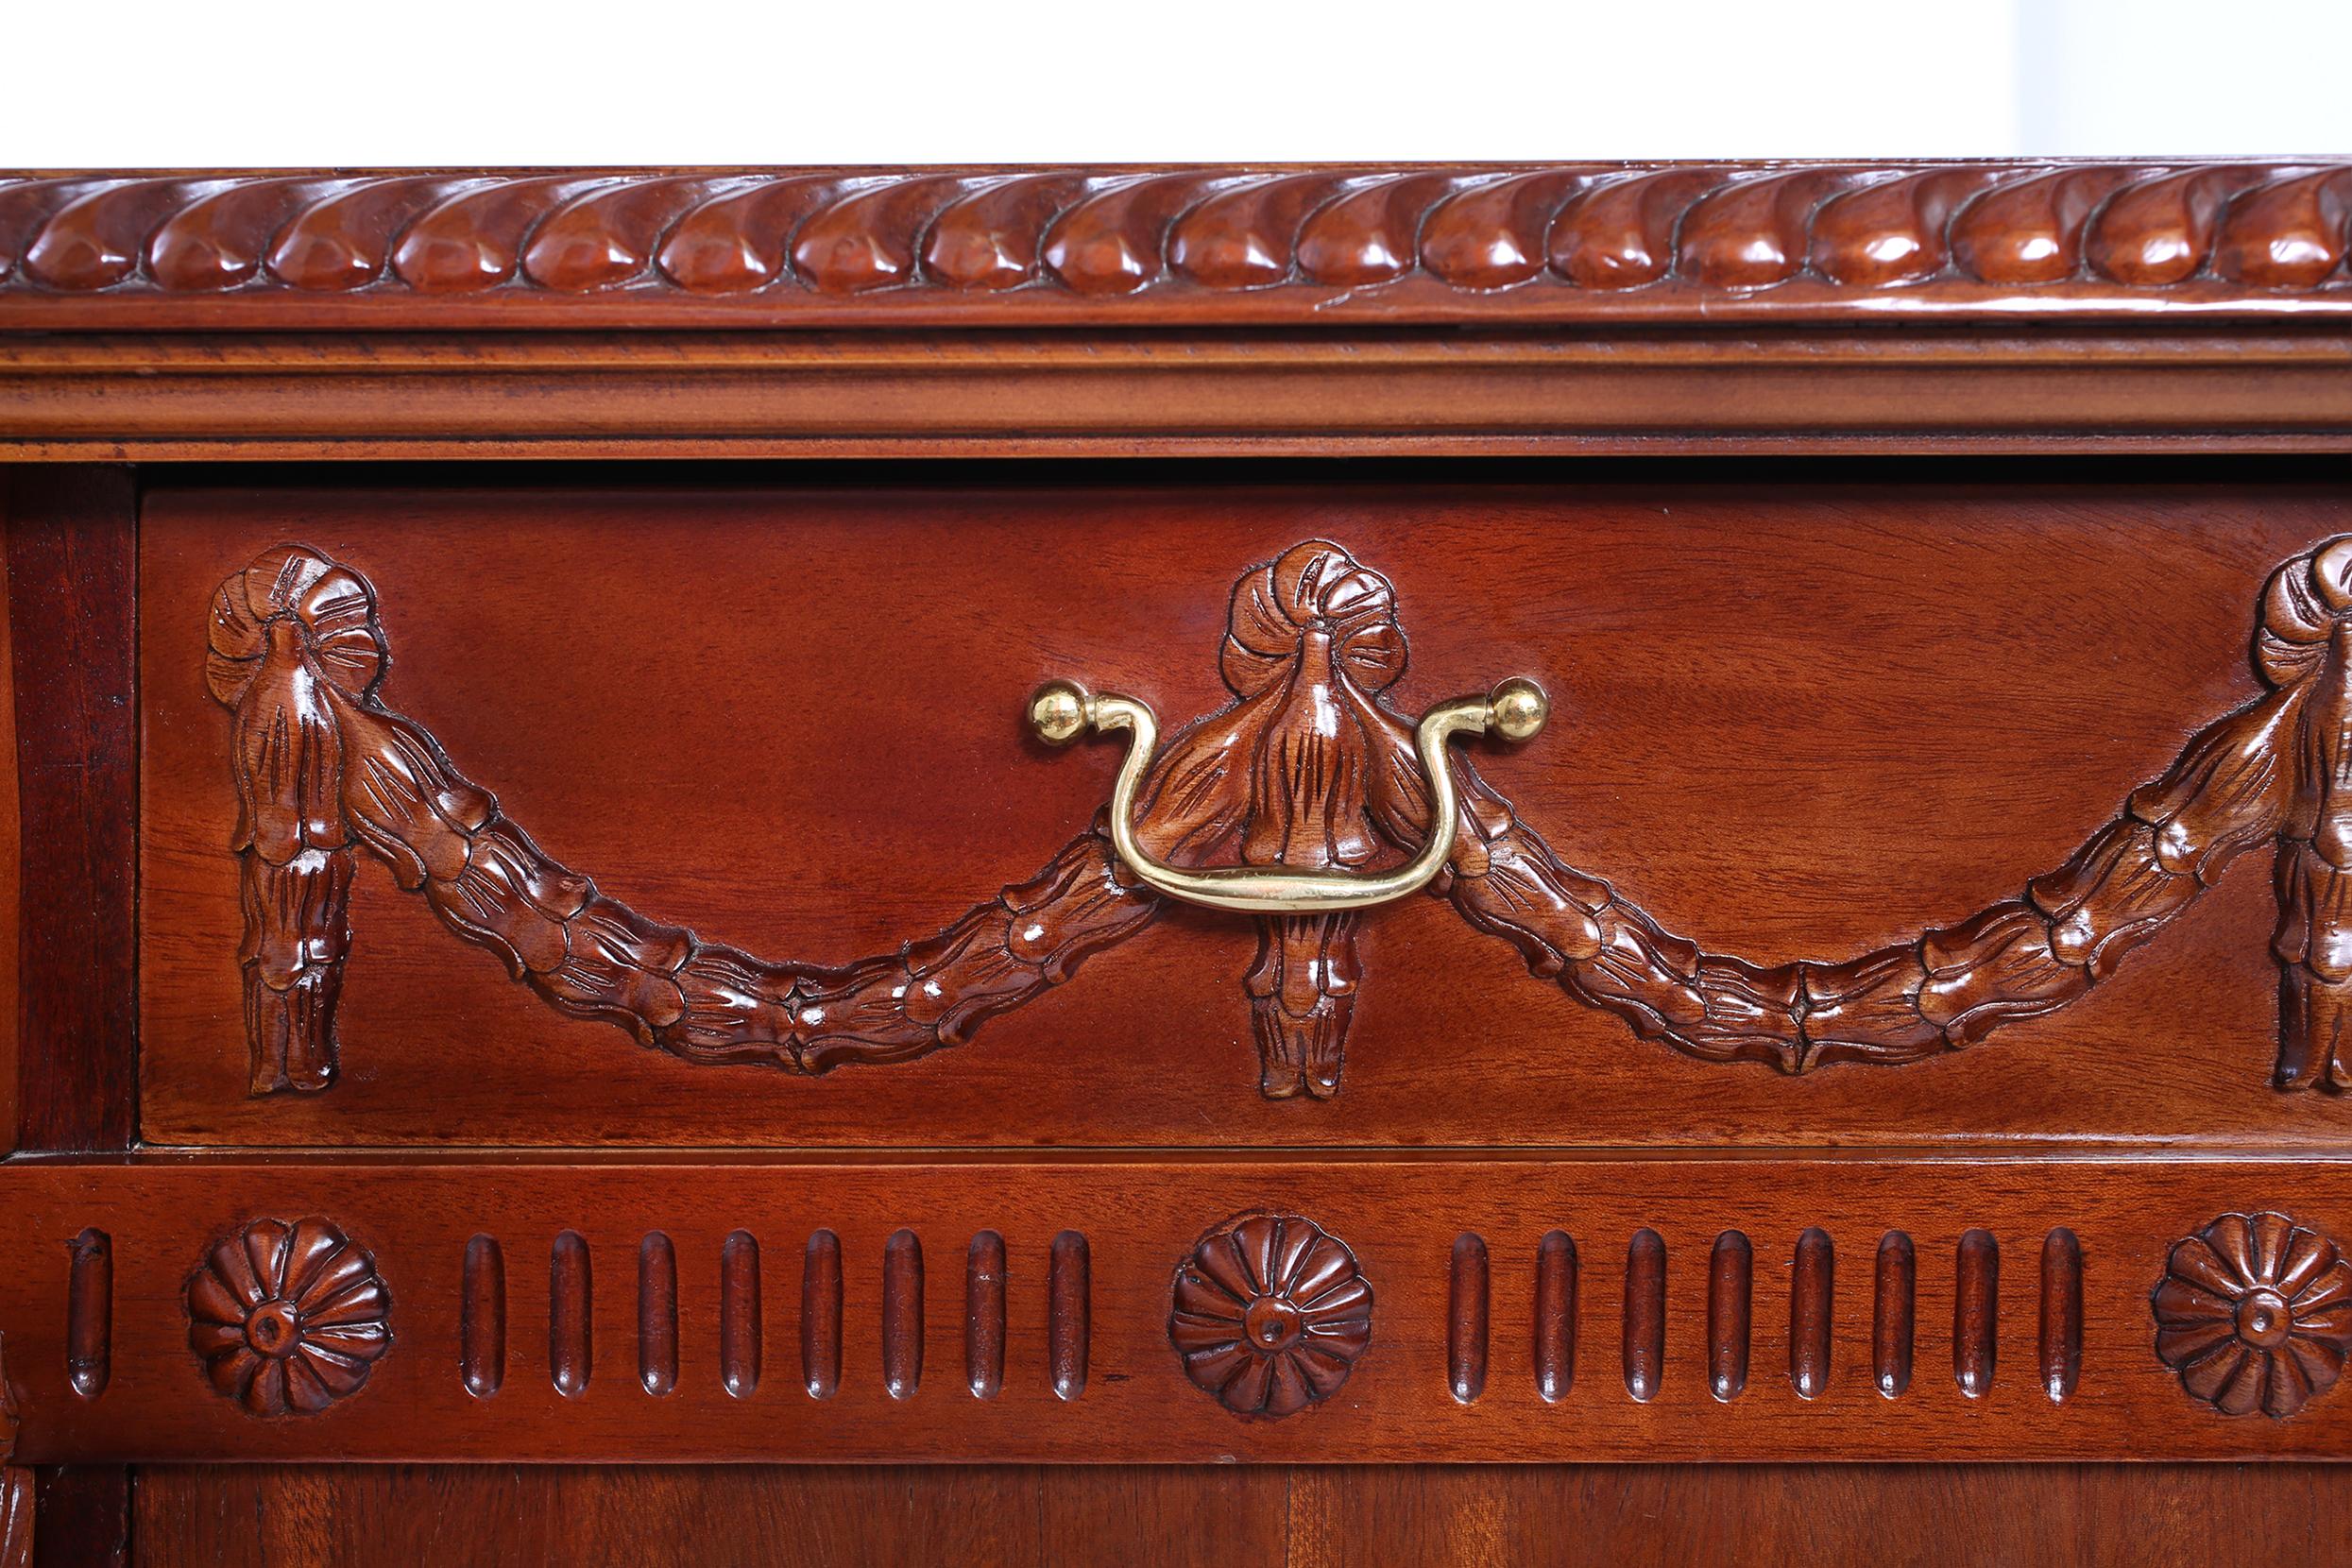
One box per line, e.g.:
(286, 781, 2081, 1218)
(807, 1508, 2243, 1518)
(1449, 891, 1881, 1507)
(1707, 1231, 1751, 1403)
(1534, 1231, 1577, 1404)
(1791, 1228, 1835, 1400)
(211, 534, 2352, 1102)
(549, 1231, 591, 1399)
(2041, 1228, 2083, 1405)
(1447, 1233, 1490, 1405)
(10, 163, 2352, 326)
(1048, 1231, 1089, 1403)
(66, 1228, 111, 1399)
(1955, 1230, 2000, 1399)
(1874, 1232, 1916, 1399)
(460, 1235, 505, 1399)
(720, 1231, 761, 1400)
(802, 1230, 843, 1401)
(639, 1233, 678, 1398)
(881, 1230, 923, 1402)
(1624, 1230, 1666, 1404)
(966, 1232, 1005, 1402)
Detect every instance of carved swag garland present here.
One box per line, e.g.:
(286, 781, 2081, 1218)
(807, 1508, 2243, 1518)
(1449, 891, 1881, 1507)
(212, 536, 2352, 1099)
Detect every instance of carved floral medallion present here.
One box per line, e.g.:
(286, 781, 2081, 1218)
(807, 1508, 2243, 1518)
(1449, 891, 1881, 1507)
(211, 535, 2352, 1102)
(1169, 1212, 1372, 1419)
(2153, 1211, 2352, 1418)
(186, 1217, 391, 1417)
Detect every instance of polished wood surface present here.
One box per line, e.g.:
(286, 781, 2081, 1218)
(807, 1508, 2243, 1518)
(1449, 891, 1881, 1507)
(9, 469, 135, 1152)
(0, 1154, 2347, 1463)
(137, 470, 2352, 1149)
(9, 332, 2352, 463)
(131, 1464, 2352, 1567)
(13, 159, 2352, 1560)
(5, 165, 2351, 329)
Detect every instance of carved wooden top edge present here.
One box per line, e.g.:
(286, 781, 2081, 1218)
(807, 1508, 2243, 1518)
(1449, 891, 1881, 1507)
(4, 162, 2351, 328)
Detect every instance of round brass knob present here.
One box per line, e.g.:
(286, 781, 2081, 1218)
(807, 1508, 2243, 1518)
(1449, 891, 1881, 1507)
(1488, 676, 1549, 743)
(1029, 679, 1093, 746)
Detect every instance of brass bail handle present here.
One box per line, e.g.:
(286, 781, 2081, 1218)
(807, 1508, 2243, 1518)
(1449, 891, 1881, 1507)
(1028, 676, 1550, 915)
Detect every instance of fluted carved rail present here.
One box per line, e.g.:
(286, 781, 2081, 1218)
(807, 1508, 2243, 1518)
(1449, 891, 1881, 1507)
(11, 163, 2352, 327)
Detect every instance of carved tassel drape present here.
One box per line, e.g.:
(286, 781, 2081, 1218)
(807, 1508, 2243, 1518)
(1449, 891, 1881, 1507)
(212, 536, 2352, 1099)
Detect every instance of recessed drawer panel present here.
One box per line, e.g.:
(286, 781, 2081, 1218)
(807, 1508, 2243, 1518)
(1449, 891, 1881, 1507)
(136, 469, 2352, 1148)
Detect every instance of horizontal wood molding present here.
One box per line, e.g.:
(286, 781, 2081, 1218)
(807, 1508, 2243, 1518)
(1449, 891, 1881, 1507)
(4, 164, 2351, 457)
(4, 164, 2351, 329)
(6, 331, 2351, 460)
(1, 1154, 2348, 1463)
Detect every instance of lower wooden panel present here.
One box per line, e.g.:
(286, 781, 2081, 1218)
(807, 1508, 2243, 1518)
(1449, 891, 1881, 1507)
(131, 1463, 2352, 1568)
(4, 1155, 2350, 1462)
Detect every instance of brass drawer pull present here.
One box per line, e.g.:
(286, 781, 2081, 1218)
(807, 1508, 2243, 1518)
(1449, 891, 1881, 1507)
(1028, 676, 1550, 914)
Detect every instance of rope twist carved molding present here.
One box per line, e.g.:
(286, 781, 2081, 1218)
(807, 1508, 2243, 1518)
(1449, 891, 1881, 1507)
(10, 162, 2352, 324)
(212, 535, 2352, 1099)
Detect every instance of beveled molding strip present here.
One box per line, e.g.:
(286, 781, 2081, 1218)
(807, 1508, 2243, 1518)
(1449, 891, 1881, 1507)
(3, 1157, 2349, 1463)
(3, 163, 2351, 328)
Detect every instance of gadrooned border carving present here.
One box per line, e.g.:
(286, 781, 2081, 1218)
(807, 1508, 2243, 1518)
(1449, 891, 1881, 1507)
(5, 164, 2350, 321)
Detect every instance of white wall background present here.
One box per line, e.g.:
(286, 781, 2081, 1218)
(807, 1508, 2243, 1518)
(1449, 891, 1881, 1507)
(3, 0, 2344, 165)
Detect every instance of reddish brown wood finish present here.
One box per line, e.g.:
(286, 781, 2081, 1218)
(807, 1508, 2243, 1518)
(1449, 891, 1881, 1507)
(116, 1462, 2352, 1567)
(0, 1154, 2345, 1463)
(137, 474, 2352, 1149)
(13, 160, 2352, 1556)
(9, 469, 135, 1152)
(9, 332, 2352, 463)
(5, 165, 2351, 331)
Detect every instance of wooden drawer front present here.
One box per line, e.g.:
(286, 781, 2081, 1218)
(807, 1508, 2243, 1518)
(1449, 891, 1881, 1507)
(139, 470, 2352, 1149)
(2, 1155, 2349, 1462)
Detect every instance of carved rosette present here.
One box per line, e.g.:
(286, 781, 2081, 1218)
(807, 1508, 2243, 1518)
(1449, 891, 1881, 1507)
(2153, 1212, 2352, 1418)
(186, 1217, 391, 1417)
(1170, 1213, 1372, 1419)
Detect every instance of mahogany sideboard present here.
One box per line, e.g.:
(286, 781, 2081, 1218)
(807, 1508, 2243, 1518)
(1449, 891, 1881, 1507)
(4, 162, 2352, 1565)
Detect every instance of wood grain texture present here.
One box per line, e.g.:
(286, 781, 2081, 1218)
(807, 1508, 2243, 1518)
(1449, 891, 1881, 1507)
(1048, 1231, 1088, 1403)
(62, 1231, 108, 1400)
(459, 1235, 503, 1399)
(1875, 1231, 1917, 1399)
(5, 164, 2352, 331)
(1282, 1463, 2352, 1568)
(1531, 1233, 1575, 1406)
(1791, 1228, 1835, 1400)
(1705, 1232, 1749, 1402)
(2042, 1228, 2085, 1405)
(9, 467, 134, 1151)
(0, 516, 14, 1154)
(1447, 1235, 1488, 1405)
(11, 332, 2352, 463)
(116, 1462, 2352, 1568)
(134, 473, 2352, 1149)
(964, 1232, 1004, 1402)
(1956, 1229, 2001, 1399)
(801, 1231, 842, 1402)
(720, 1231, 760, 1401)
(191, 521, 2352, 1102)
(9, 1152, 2347, 1462)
